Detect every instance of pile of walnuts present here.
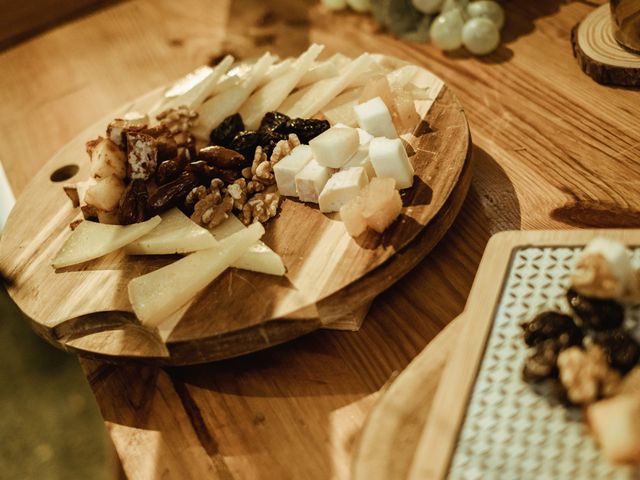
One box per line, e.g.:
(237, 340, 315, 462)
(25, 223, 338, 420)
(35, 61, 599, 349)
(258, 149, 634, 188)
(186, 133, 300, 228)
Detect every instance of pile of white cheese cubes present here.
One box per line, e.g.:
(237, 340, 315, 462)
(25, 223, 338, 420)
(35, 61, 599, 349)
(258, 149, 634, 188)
(274, 94, 413, 236)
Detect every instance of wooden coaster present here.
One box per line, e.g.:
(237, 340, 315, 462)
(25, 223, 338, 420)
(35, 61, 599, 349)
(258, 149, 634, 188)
(571, 4, 640, 87)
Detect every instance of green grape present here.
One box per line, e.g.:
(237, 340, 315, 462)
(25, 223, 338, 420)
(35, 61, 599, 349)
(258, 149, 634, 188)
(462, 17, 500, 55)
(322, 0, 348, 10)
(441, 0, 469, 13)
(412, 0, 443, 15)
(466, 0, 505, 30)
(347, 0, 372, 12)
(430, 9, 465, 50)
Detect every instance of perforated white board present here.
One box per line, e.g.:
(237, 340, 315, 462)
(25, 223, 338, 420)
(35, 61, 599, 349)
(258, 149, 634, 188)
(448, 246, 640, 480)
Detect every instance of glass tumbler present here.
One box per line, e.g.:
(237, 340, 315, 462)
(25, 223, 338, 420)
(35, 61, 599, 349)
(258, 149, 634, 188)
(610, 0, 640, 52)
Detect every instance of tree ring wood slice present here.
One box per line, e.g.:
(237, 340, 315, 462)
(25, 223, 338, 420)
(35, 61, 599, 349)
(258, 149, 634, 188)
(0, 55, 472, 365)
(572, 4, 640, 87)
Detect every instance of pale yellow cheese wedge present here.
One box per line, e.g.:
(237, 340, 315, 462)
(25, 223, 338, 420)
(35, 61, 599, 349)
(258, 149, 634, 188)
(158, 55, 234, 112)
(128, 222, 264, 326)
(193, 53, 275, 140)
(51, 216, 161, 269)
(239, 44, 324, 130)
(125, 208, 217, 255)
(210, 215, 285, 276)
(281, 53, 375, 118)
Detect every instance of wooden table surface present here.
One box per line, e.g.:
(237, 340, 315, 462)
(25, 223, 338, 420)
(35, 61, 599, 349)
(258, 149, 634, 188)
(2, 0, 638, 478)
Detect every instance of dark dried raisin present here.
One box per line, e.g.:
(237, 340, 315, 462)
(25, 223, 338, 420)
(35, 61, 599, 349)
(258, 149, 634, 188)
(147, 171, 199, 216)
(258, 129, 288, 157)
(119, 179, 148, 225)
(282, 118, 330, 144)
(229, 130, 260, 160)
(209, 113, 244, 147)
(521, 311, 583, 348)
(259, 111, 290, 132)
(523, 340, 561, 383)
(566, 288, 624, 331)
(592, 329, 640, 373)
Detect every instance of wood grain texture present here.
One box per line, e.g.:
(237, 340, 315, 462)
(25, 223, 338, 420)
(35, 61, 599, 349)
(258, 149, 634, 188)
(0, 0, 114, 49)
(352, 316, 464, 480)
(572, 4, 640, 87)
(2, 0, 640, 478)
(0, 60, 471, 365)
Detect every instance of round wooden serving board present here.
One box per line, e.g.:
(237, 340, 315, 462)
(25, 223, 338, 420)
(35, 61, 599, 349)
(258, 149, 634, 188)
(0, 57, 471, 365)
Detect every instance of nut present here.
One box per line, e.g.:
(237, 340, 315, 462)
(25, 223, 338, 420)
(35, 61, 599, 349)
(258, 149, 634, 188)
(270, 133, 300, 164)
(198, 145, 247, 169)
(228, 178, 248, 210)
(185, 185, 207, 208)
(156, 106, 198, 134)
(251, 146, 267, 176)
(240, 190, 280, 225)
(557, 345, 621, 405)
(191, 191, 234, 228)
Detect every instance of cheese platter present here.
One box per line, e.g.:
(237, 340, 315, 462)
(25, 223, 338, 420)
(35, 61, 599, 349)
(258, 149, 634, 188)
(0, 47, 471, 365)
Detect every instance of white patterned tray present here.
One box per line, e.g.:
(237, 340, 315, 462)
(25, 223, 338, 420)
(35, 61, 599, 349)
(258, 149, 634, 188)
(449, 246, 640, 479)
(407, 231, 640, 480)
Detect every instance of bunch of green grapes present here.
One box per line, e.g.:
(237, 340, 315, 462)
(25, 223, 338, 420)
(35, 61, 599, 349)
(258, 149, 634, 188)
(321, 0, 505, 56)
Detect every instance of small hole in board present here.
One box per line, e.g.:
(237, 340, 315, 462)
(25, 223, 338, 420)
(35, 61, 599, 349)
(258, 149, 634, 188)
(50, 164, 79, 182)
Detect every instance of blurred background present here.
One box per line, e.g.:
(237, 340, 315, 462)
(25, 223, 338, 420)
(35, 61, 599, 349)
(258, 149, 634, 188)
(1, 3, 121, 478)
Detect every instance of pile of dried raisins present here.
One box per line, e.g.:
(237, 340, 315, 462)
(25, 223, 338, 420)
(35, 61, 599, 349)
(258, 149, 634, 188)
(521, 288, 640, 405)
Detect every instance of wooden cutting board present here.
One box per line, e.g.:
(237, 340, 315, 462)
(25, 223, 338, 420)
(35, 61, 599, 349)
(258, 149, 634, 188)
(352, 229, 640, 480)
(0, 58, 471, 365)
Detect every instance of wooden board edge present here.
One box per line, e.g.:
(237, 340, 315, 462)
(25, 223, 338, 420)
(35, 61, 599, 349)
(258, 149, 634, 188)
(406, 228, 640, 479)
(351, 315, 465, 480)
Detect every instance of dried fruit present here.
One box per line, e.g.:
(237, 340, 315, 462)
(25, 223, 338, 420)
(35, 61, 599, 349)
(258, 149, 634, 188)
(592, 330, 640, 373)
(148, 171, 199, 216)
(258, 129, 288, 157)
(229, 130, 260, 160)
(156, 153, 187, 186)
(186, 161, 240, 184)
(521, 311, 583, 348)
(259, 111, 290, 131)
(198, 145, 248, 169)
(566, 288, 624, 331)
(522, 339, 561, 383)
(209, 113, 244, 147)
(281, 118, 330, 144)
(119, 179, 149, 225)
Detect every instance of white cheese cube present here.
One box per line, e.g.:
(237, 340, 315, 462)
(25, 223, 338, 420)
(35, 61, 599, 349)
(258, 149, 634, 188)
(273, 145, 313, 197)
(357, 127, 374, 146)
(334, 123, 373, 146)
(309, 127, 359, 168)
(295, 159, 333, 203)
(369, 137, 414, 189)
(342, 146, 375, 180)
(319, 167, 368, 213)
(354, 97, 398, 139)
